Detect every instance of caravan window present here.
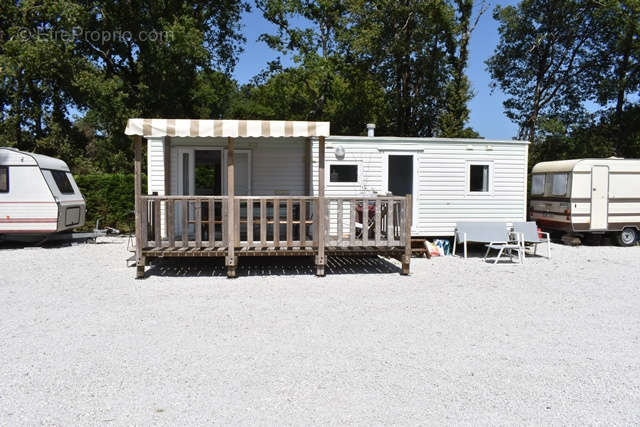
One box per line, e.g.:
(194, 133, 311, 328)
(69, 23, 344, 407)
(531, 174, 545, 195)
(51, 170, 75, 194)
(330, 164, 359, 183)
(551, 173, 569, 196)
(469, 164, 490, 192)
(0, 166, 7, 192)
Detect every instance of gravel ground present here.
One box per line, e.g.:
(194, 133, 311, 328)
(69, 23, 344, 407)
(1, 237, 639, 425)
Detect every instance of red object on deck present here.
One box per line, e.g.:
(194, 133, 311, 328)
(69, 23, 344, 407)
(355, 203, 376, 224)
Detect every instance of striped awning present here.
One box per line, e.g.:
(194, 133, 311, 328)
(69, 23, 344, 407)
(125, 119, 330, 138)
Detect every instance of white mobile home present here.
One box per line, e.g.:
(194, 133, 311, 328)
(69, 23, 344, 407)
(145, 127, 529, 238)
(129, 118, 527, 278)
(0, 147, 86, 240)
(530, 158, 640, 246)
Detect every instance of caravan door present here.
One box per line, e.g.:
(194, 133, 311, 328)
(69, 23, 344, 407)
(590, 166, 609, 230)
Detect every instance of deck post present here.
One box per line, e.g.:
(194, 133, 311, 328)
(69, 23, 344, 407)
(316, 136, 326, 276)
(134, 135, 145, 279)
(304, 137, 311, 196)
(226, 136, 237, 278)
(401, 194, 412, 275)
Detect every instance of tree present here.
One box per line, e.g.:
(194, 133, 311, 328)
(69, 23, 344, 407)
(586, 0, 640, 119)
(437, 0, 486, 137)
(486, 0, 596, 143)
(345, 0, 459, 136)
(0, 0, 248, 172)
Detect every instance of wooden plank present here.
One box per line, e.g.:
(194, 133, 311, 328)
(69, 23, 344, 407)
(362, 199, 369, 245)
(350, 199, 356, 246)
(337, 200, 343, 246)
(134, 135, 143, 265)
(222, 198, 228, 246)
(403, 194, 412, 275)
(286, 199, 293, 247)
(317, 136, 326, 274)
(227, 137, 235, 269)
(182, 199, 188, 247)
(375, 199, 381, 246)
(208, 199, 215, 247)
(154, 198, 161, 247)
(194, 198, 202, 247)
(260, 199, 266, 247)
(387, 200, 394, 246)
(167, 199, 175, 247)
(312, 198, 319, 246)
(300, 199, 306, 246)
(247, 199, 253, 247)
(273, 199, 280, 247)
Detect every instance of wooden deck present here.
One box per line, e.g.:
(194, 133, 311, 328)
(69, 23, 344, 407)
(136, 195, 412, 277)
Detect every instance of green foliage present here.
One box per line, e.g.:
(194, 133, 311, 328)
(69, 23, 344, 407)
(252, 0, 481, 137)
(1, 0, 248, 173)
(487, 0, 639, 147)
(531, 105, 640, 169)
(74, 173, 146, 232)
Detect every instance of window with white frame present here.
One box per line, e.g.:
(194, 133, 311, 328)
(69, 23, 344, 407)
(468, 163, 491, 193)
(329, 163, 359, 183)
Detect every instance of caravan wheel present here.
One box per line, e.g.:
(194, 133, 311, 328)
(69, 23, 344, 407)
(616, 228, 638, 247)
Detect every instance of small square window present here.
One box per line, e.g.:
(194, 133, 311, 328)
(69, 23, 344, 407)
(0, 166, 8, 192)
(469, 164, 490, 192)
(330, 164, 358, 183)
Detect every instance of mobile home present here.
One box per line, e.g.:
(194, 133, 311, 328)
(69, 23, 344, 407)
(145, 127, 530, 238)
(127, 118, 529, 278)
(0, 147, 86, 240)
(530, 158, 640, 246)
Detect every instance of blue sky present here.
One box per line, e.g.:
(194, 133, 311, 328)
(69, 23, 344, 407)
(233, 1, 520, 140)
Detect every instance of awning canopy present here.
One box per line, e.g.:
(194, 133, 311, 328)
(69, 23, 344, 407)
(125, 118, 330, 138)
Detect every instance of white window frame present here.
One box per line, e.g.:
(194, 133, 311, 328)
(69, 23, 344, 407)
(327, 161, 361, 186)
(466, 161, 494, 195)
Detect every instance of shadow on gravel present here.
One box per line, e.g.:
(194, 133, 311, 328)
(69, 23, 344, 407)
(144, 255, 401, 277)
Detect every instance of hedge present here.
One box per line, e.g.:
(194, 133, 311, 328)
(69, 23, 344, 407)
(74, 173, 146, 232)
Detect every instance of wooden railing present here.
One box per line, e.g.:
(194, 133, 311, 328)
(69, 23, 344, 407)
(140, 195, 410, 251)
(325, 197, 409, 247)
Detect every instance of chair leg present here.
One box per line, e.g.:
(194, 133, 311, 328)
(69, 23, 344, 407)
(464, 241, 467, 259)
(547, 237, 551, 259)
(483, 245, 491, 261)
(453, 235, 457, 256)
(494, 247, 504, 264)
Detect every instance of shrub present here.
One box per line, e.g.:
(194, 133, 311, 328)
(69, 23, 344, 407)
(74, 173, 146, 232)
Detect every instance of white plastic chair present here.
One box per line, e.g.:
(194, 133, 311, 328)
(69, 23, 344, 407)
(514, 221, 551, 259)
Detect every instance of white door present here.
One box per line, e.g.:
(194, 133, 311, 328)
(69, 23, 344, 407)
(590, 166, 609, 230)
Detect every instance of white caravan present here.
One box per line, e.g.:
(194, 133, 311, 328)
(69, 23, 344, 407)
(0, 147, 86, 241)
(530, 158, 640, 246)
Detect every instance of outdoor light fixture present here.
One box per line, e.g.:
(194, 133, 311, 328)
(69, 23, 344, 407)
(335, 145, 345, 160)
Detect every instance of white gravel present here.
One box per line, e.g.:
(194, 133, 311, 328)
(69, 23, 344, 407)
(1, 237, 639, 425)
